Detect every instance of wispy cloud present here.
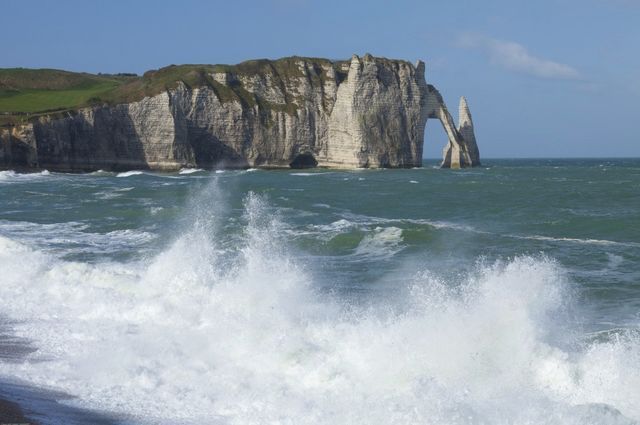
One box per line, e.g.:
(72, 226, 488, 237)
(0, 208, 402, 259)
(457, 33, 581, 80)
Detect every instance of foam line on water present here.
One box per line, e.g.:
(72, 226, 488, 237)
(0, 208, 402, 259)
(178, 168, 204, 175)
(504, 233, 640, 248)
(116, 171, 145, 178)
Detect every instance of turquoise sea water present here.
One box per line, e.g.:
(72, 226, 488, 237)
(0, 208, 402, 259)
(0, 159, 639, 424)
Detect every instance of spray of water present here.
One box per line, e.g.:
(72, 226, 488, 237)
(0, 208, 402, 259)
(0, 180, 638, 424)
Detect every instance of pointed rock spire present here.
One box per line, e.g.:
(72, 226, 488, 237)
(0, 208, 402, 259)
(458, 96, 472, 129)
(457, 96, 480, 166)
(415, 60, 425, 79)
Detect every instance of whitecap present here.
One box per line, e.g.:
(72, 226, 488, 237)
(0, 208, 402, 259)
(179, 168, 204, 175)
(115, 171, 144, 178)
(506, 233, 640, 248)
(0, 170, 18, 180)
(312, 218, 354, 232)
(354, 226, 404, 258)
(0, 170, 52, 182)
(338, 213, 480, 234)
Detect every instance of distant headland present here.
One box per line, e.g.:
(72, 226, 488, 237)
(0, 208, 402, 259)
(0, 55, 479, 171)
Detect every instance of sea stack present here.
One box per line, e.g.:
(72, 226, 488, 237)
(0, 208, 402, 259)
(440, 96, 480, 169)
(457, 96, 480, 167)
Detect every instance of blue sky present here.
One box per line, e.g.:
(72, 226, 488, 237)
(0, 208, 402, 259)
(2, 0, 639, 158)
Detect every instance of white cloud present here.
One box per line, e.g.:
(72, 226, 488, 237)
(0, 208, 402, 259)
(457, 33, 581, 80)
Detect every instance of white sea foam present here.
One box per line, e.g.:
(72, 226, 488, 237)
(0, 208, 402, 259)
(309, 218, 356, 237)
(179, 168, 204, 175)
(0, 186, 638, 424)
(339, 213, 480, 233)
(0, 170, 18, 180)
(506, 233, 640, 248)
(116, 171, 145, 178)
(354, 226, 404, 258)
(0, 170, 52, 182)
(89, 169, 112, 175)
(290, 172, 332, 177)
(0, 219, 156, 257)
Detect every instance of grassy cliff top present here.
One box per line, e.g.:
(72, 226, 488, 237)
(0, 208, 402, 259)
(0, 55, 403, 125)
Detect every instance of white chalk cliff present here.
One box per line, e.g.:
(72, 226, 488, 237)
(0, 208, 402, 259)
(0, 55, 479, 171)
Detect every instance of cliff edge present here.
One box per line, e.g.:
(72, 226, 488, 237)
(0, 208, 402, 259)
(0, 55, 479, 171)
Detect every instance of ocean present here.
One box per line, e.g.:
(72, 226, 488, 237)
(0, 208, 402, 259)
(0, 158, 639, 424)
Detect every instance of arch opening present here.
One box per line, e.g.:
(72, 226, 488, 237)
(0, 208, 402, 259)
(423, 118, 451, 163)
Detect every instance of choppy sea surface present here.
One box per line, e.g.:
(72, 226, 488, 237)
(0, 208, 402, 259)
(0, 158, 639, 424)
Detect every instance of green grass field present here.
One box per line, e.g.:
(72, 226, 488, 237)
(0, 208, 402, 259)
(0, 80, 120, 113)
(0, 57, 348, 125)
(0, 68, 139, 119)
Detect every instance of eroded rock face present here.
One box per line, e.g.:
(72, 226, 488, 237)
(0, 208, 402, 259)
(0, 55, 479, 171)
(456, 96, 480, 167)
(323, 55, 427, 168)
(437, 94, 481, 169)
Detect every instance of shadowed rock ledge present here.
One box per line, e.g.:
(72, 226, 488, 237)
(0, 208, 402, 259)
(0, 55, 479, 171)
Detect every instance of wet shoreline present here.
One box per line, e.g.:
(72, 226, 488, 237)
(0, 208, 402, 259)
(0, 319, 122, 425)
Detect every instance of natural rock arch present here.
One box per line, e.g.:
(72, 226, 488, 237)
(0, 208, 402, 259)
(422, 85, 480, 169)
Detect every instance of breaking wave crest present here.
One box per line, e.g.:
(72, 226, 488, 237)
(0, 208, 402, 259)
(354, 226, 405, 258)
(0, 182, 638, 424)
(116, 170, 145, 178)
(179, 168, 204, 175)
(0, 169, 51, 182)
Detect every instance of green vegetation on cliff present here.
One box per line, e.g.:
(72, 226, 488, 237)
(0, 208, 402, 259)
(0, 57, 350, 126)
(0, 69, 134, 125)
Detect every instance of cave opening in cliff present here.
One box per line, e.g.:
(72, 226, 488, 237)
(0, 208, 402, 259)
(423, 118, 450, 162)
(289, 153, 318, 169)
